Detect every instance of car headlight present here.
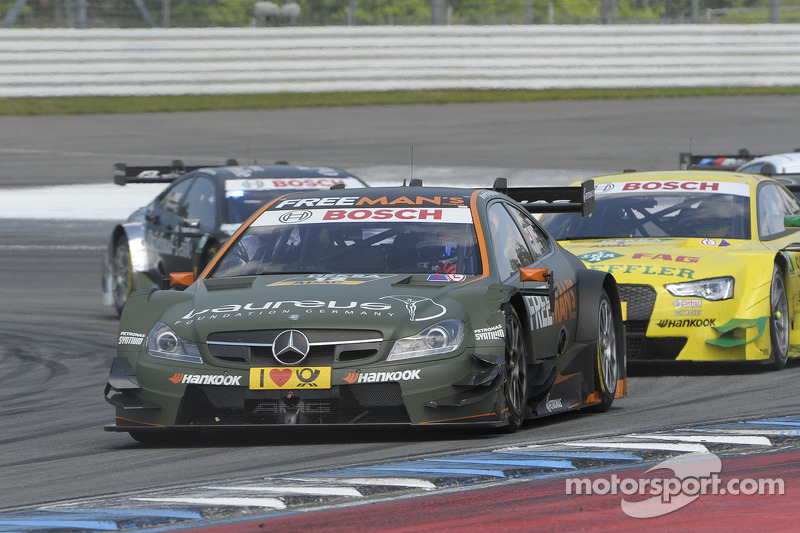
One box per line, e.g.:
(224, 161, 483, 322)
(387, 319, 465, 361)
(147, 322, 203, 364)
(664, 276, 734, 301)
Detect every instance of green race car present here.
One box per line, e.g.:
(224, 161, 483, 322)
(104, 179, 626, 441)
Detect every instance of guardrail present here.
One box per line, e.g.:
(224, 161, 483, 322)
(2, 25, 800, 98)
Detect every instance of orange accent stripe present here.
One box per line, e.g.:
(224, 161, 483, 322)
(584, 392, 601, 404)
(570, 392, 601, 409)
(420, 410, 501, 424)
(115, 415, 165, 427)
(196, 193, 294, 282)
(459, 190, 492, 287)
(614, 378, 628, 399)
(553, 372, 579, 385)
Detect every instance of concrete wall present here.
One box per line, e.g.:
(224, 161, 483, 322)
(2, 25, 799, 98)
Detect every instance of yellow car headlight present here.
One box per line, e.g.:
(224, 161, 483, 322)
(664, 276, 734, 301)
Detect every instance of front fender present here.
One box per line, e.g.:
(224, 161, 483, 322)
(575, 269, 623, 344)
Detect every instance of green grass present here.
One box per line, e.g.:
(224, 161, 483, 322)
(3, 86, 800, 115)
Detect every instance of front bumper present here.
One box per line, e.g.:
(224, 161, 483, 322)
(104, 350, 510, 431)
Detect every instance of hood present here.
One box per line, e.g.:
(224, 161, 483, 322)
(161, 273, 472, 341)
(559, 237, 751, 283)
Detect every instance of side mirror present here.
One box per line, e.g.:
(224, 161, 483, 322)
(161, 272, 194, 290)
(520, 267, 551, 283)
(784, 214, 800, 228)
(519, 267, 555, 311)
(179, 219, 202, 235)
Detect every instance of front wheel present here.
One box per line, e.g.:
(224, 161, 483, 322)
(768, 264, 789, 371)
(589, 290, 619, 412)
(502, 307, 528, 432)
(111, 235, 133, 317)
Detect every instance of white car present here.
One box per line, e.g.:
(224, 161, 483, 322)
(736, 152, 800, 175)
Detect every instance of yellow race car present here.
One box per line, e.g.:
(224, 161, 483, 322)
(538, 170, 800, 369)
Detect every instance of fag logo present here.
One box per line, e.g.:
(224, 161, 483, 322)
(632, 253, 699, 263)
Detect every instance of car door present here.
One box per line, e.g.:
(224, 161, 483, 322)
(486, 200, 578, 361)
(143, 176, 195, 276)
(162, 174, 219, 274)
(758, 181, 800, 321)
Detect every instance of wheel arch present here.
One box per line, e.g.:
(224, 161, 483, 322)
(507, 291, 532, 359)
(575, 268, 627, 393)
(775, 251, 790, 278)
(575, 269, 623, 342)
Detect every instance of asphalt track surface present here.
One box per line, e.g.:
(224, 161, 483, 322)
(2, 96, 800, 518)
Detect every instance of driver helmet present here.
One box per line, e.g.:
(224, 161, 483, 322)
(694, 215, 731, 238)
(691, 198, 733, 238)
(416, 236, 458, 273)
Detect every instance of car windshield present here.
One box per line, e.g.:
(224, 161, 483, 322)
(540, 188, 752, 240)
(224, 189, 290, 224)
(210, 220, 482, 277)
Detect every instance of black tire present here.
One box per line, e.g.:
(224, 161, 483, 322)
(588, 290, 620, 412)
(111, 235, 133, 317)
(768, 264, 790, 371)
(502, 307, 528, 432)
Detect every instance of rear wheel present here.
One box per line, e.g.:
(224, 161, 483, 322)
(589, 290, 619, 412)
(111, 235, 133, 317)
(768, 264, 789, 371)
(502, 307, 528, 432)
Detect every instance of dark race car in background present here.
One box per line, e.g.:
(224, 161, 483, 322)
(101, 160, 367, 316)
(104, 178, 626, 441)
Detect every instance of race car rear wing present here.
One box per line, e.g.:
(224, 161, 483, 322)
(679, 149, 762, 171)
(113, 159, 239, 185)
(494, 177, 595, 216)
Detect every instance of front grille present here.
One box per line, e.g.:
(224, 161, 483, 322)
(618, 284, 657, 321)
(177, 383, 409, 425)
(618, 284, 657, 360)
(625, 320, 648, 360)
(207, 329, 382, 365)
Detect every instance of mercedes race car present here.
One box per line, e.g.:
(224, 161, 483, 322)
(101, 160, 367, 316)
(539, 170, 800, 369)
(104, 178, 626, 441)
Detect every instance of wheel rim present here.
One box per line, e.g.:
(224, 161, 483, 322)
(598, 298, 618, 394)
(505, 314, 526, 416)
(112, 242, 132, 309)
(771, 271, 789, 360)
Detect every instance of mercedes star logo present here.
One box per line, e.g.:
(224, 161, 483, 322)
(272, 329, 311, 365)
